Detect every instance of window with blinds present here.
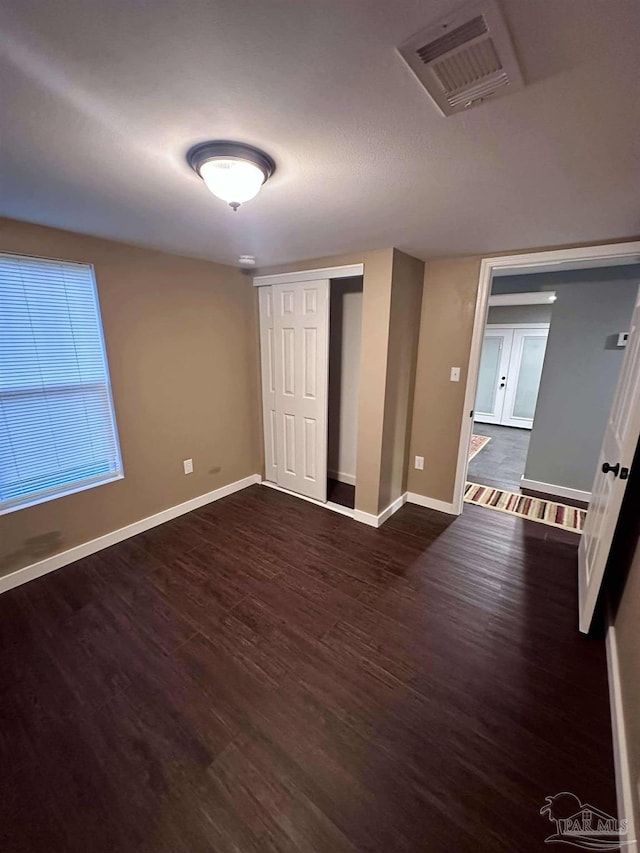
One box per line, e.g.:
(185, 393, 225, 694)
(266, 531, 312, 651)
(0, 253, 122, 514)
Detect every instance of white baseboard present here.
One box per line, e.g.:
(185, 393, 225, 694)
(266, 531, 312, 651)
(327, 469, 356, 487)
(606, 622, 638, 852)
(0, 474, 262, 596)
(352, 509, 378, 527)
(520, 477, 591, 504)
(262, 481, 405, 529)
(406, 492, 459, 515)
(378, 492, 408, 526)
(354, 492, 407, 528)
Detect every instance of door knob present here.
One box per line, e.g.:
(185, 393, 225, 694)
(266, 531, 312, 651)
(602, 462, 620, 477)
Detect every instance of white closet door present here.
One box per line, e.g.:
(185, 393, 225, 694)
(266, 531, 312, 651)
(258, 287, 278, 483)
(501, 328, 548, 429)
(474, 329, 513, 424)
(273, 280, 329, 501)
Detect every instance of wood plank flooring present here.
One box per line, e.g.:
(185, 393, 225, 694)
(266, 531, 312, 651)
(327, 477, 355, 508)
(0, 485, 615, 852)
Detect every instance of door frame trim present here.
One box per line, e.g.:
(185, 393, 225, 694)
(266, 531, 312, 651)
(484, 323, 550, 330)
(453, 240, 640, 515)
(253, 264, 364, 287)
(489, 291, 556, 306)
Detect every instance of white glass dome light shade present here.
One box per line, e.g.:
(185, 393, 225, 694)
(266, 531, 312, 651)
(188, 142, 276, 211)
(199, 158, 266, 208)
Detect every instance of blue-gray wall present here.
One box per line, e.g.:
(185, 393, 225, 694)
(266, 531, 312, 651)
(492, 265, 640, 493)
(487, 303, 553, 325)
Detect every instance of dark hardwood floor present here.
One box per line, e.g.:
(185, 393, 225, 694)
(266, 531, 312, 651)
(327, 477, 355, 508)
(1, 485, 615, 852)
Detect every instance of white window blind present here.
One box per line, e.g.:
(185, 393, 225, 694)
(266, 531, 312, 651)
(0, 253, 122, 514)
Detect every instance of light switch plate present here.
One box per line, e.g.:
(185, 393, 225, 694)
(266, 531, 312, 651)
(183, 458, 193, 475)
(450, 367, 461, 382)
(414, 455, 424, 470)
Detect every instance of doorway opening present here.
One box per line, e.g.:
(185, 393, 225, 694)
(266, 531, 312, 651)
(469, 287, 553, 493)
(327, 276, 362, 509)
(256, 264, 364, 517)
(452, 241, 640, 633)
(466, 264, 640, 521)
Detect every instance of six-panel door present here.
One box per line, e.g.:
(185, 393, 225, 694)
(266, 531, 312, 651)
(579, 285, 640, 632)
(268, 280, 330, 501)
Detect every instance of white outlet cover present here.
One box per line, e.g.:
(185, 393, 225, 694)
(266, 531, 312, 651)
(183, 458, 193, 474)
(450, 367, 461, 382)
(415, 455, 424, 470)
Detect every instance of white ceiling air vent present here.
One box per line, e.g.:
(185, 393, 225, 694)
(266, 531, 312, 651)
(398, 0, 523, 116)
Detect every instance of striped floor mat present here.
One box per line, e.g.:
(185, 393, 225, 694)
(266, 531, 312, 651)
(464, 482, 587, 533)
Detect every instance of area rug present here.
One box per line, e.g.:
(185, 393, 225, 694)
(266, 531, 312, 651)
(464, 482, 587, 533)
(469, 434, 491, 460)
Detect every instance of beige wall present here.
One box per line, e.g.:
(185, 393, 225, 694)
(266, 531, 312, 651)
(0, 218, 261, 577)
(351, 251, 395, 515)
(378, 250, 424, 511)
(406, 237, 640, 506)
(407, 257, 481, 503)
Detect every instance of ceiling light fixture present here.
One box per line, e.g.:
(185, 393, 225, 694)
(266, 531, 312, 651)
(187, 141, 276, 211)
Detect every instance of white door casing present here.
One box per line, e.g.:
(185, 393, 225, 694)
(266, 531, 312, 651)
(579, 285, 640, 633)
(501, 328, 548, 429)
(258, 287, 278, 484)
(272, 280, 329, 501)
(454, 242, 640, 518)
(474, 328, 513, 424)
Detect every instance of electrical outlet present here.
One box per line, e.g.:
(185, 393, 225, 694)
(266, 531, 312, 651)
(183, 458, 193, 475)
(414, 455, 424, 470)
(450, 367, 461, 382)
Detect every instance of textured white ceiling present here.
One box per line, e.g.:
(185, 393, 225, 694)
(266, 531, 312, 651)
(1, 0, 639, 267)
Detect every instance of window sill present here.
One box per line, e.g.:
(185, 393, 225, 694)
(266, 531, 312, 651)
(0, 473, 125, 516)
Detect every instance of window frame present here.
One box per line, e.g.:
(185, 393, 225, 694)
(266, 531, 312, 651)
(0, 253, 124, 516)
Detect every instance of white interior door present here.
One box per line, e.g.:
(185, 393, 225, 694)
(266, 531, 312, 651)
(258, 287, 278, 484)
(272, 280, 329, 501)
(501, 328, 548, 429)
(579, 285, 640, 633)
(474, 329, 513, 424)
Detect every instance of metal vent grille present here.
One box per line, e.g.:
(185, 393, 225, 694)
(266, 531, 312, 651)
(446, 72, 509, 107)
(432, 37, 503, 93)
(397, 0, 524, 116)
(416, 16, 488, 64)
